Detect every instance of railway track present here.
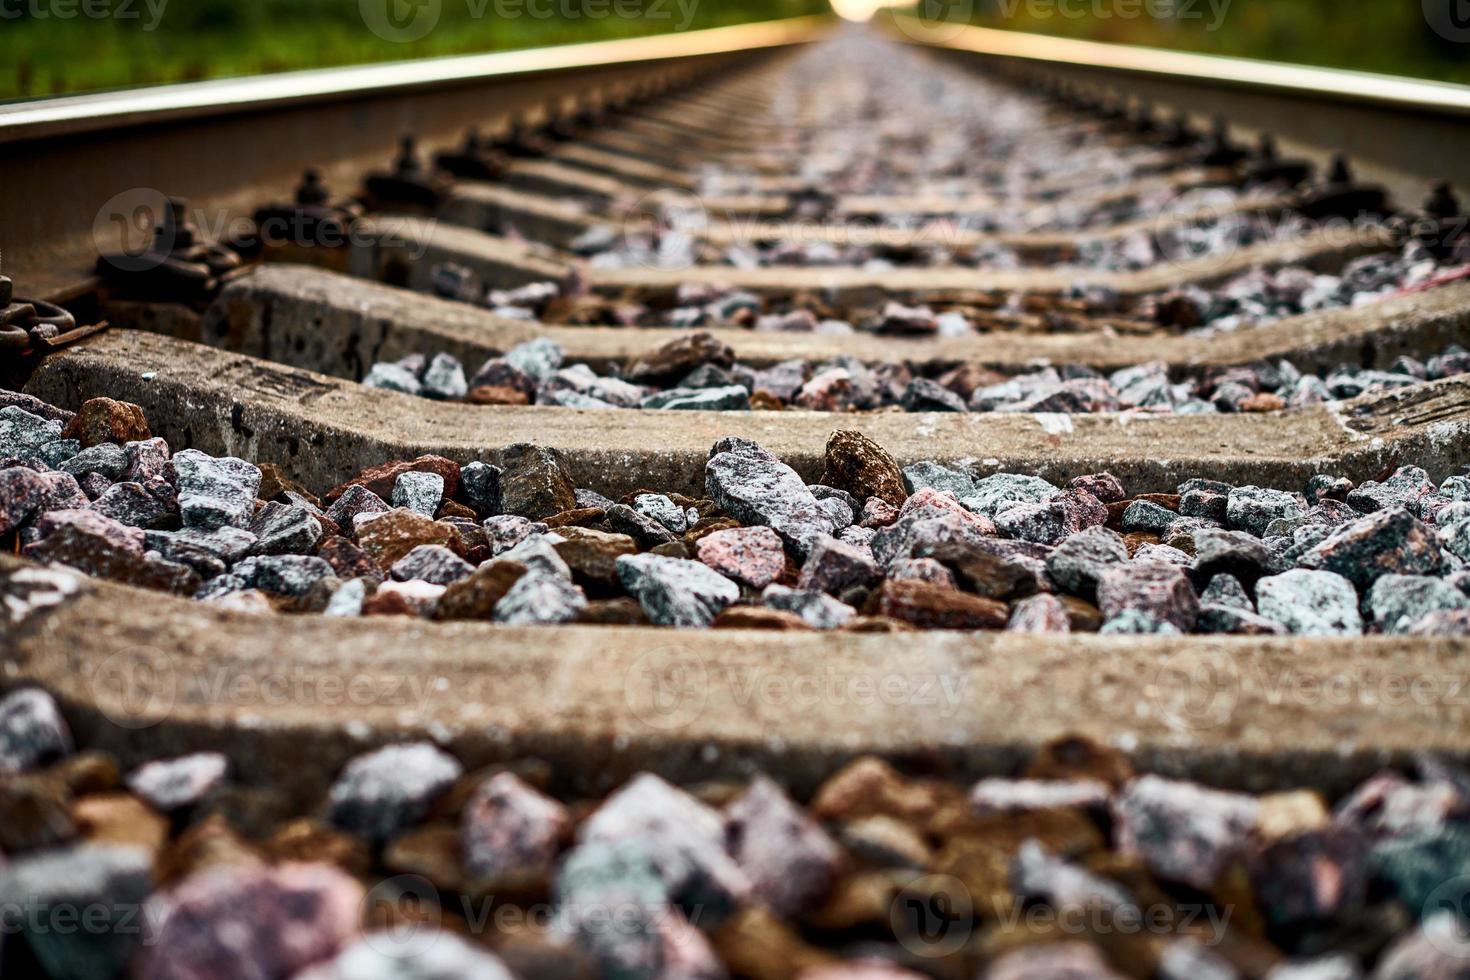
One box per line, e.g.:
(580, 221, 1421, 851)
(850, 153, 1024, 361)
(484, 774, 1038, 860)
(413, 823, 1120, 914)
(4, 13, 1470, 979)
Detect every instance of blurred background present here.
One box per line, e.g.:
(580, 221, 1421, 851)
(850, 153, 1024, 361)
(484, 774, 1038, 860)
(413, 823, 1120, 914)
(1, 0, 1467, 101)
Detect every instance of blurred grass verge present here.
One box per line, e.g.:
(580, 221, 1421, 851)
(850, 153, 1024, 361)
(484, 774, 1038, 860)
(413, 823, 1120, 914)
(960, 0, 1470, 85)
(0, 0, 829, 101)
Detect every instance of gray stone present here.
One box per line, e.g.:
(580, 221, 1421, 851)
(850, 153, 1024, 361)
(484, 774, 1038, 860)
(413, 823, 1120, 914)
(1197, 603, 1288, 635)
(492, 570, 586, 625)
(616, 553, 739, 627)
(503, 337, 564, 381)
(962, 473, 1060, 520)
(460, 461, 503, 517)
(1047, 525, 1129, 599)
(127, 752, 229, 811)
(323, 578, 369, 617)
(1200, 573, 1252, 609)
(326, 742, 463, 841)
(900, 461, 975, 498)
(1122, 500, 1177, 534)
(632, 493, 688, 533)
(172, 449, 262, 531)
(900, 378, 968, 412)
(323, 484, 389, 531)
(461, 771, 569, 885)
(1299, 507, 1443, 588)
(363, 362, 422, 396)
(724, 776, 841, 918)
(0, 687, 72, 774)
(706, 438, 841, 557)
(91, 481, 171, 529)
(761, 584, 855, 629)
(1366, 575, 1470, 634)
(0, 844, 153, 980)
(1100, 609, 1184, 634)
(420, 352, 469, 400)
(1256, 569, 1363, 635)
(499, 533, 571, 580)
(390, 544, 474, 585)
(391, 471, 445, 517)
(1227, 486, 1304, 536)
(1347, 465, 1436, 515)
(797, 534, 881, 595)
(1098, 556, 1199, 634)
(1113, 775, 1258, 890)
(578, 773, 750, 923)
(247, 501, 323, 556)
(58, 442, 127, 480)
(482, 515, 548, 555)
(303, 933, 516, 979)
(599, 504, 672, 550)
(0, 406, 65, 461)
(640, 385, 750, 411)
(1194, 528, 1276, 583)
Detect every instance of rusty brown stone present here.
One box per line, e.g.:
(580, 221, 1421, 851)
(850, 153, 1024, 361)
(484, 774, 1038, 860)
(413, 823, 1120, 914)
(869, 579, 1009, 630)
(1024, 735, 1135, 788)
(51, 751, 120, 796)
(712, 606, 814, 630)
(356, 510, 461, 568)
(574, 597, 651, 625)
(748, 391, 785, 411)
(385, 823, 465, 894)
(821, 430, 908, 508)
(434, 560, 528, 621)
(324, 454, 461, 503)
(1122, 532, 1162, 556)
(258, 463, 320, 508)
(1059, 595, 1103, 632)
(0, 772, 76, 851)
(923, 541, 1038, 601)
(544, 507, 607, 529)
(438, 499, 478, 521)
(811, 756, 941, 824)
(465, 385, 532, 406)
(552, 529, 635, 588)
(158, 814, 263, 886)
(262, 818, 370, 877)
(803, 870, 911, 931)
(713, 906, 833, 980)
(317, 535, 383, 581)
(840, 615, 916, 632)
(59, 396, 151, 447)
(1240, 392, 1287, 412)
(75, 792, 169, 854)
(624, 331, 735, 385)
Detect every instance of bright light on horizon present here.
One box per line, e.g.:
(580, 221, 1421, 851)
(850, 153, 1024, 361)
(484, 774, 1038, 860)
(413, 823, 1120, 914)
(829, 0, 904, 22)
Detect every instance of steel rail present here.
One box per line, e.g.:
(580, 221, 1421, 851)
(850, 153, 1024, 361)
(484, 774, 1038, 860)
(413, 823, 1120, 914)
(1, 15, 831, 301)
(892, 14, 1470, 210)
(0, 15, 832, 143)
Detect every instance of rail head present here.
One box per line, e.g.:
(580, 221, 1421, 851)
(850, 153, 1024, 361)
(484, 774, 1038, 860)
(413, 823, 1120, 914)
(889, 14, 1470, 118)
(0, 14, 833, 145)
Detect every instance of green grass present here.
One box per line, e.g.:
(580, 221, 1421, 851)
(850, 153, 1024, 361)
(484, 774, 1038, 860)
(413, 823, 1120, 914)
(953, 0, 1470, 85)
(0, 0, 828, 100)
